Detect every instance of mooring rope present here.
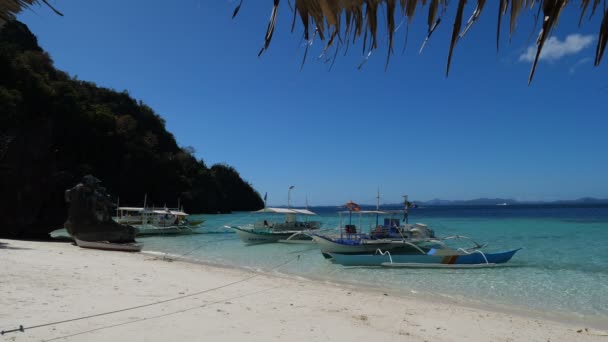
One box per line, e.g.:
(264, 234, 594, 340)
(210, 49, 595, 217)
(170, 235, 238, 260)
(1, 255, 299, 336)
(41, 286, 281, 342)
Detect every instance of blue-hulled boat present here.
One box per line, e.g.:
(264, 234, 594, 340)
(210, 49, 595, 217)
(328, 248, 522, 267)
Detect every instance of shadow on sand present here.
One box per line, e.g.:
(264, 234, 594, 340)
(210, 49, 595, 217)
(0, 241, 31, 250)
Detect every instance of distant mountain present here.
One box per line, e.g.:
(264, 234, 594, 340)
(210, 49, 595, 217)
(412, 197, 608, 206)
(420, 198, 518, 206)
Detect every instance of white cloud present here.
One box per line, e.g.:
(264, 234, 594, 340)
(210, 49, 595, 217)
(569, 57, 593, 74)
(519, 34, 595, 63)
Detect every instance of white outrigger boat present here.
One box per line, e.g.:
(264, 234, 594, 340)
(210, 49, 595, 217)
(115, 206, 202, 236)
(311, 210, 441, 258)
(74, 237, 143, 252)
(230, 207, 321, 244)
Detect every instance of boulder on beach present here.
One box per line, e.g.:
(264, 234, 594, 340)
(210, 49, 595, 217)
(64, 175, 135, 243)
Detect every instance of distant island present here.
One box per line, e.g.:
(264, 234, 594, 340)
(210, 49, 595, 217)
(397, 197, 608, 207)
(0, 21, 264, 238)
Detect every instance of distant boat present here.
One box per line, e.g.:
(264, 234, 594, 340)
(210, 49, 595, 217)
(230, 207, 321, 244)
(74, 237, 143, 252)
(496, 202, 508, 206)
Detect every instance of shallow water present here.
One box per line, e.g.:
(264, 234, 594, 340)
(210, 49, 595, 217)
(139, 205, 608, 321)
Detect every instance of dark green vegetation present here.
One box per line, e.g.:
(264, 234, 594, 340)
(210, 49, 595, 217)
(0, 21, 263, 238)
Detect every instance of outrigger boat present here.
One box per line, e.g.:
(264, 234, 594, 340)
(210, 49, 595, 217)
(74, 237, 143, 252)
(328, 247, 521, 267)
(230, 207, 321, 244)
(312, 197, 445, 258)
(115, 196, 204, 236)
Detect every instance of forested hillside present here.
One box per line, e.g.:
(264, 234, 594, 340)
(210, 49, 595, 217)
(0, 21, 263, 238)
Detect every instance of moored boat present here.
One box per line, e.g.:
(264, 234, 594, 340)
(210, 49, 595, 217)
(312, 198, 440, 257)
(328, 248, 521, 267)
(230, 206, 321, 244)
(115, 205, 202, 236)
(74, 237, 143, 252)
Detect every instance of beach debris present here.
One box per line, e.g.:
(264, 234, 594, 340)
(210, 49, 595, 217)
(576, 328, 608, 336)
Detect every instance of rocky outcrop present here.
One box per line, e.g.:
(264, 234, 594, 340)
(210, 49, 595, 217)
(64, 176, 135, 242)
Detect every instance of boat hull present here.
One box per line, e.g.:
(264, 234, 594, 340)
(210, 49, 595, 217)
(233, 227, 295, 244)
(74, 238, 143, 252)
(312, 235, 439, 258)
(328, 249, 521, 267)
(135, 225, 193, 236)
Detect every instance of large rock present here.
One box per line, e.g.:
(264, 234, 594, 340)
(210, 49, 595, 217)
(64, 176, 135, 242)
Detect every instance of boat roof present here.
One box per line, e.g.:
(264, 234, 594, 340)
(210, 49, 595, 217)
(338, 210, 389, 214)
(117, 207, 188, 216)
(151, 209, 188, 216)
(117, 207, 144, 211)
(255, 207, 317, 215)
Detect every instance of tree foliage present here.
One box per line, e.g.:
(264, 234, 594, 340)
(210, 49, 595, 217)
(0, 21, 264, 238)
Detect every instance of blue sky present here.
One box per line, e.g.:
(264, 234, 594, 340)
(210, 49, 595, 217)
(18, 1, 608, 205)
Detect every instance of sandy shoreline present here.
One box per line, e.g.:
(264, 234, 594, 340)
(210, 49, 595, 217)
(1, 239, 606, 342)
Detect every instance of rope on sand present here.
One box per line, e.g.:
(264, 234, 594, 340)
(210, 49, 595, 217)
(42, 286, 281, 342)
(1, 255, 300, 336)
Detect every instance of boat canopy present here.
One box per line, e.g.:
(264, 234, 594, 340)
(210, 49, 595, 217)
(255, 207, 317, 215)
(150, 209, 188, 216)
(338, 210, 388, 214)
(117, 207, 188, 216)
(117, 207, 144, 212)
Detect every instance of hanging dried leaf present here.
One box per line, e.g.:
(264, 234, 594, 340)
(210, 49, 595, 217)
(595, 7, 608, 66)
(446, 0, 467, 77)
(460, 0, 486, 39)
(497, 0, 509, 51)
(528, 0, 567, 84)
(258, 0, 281, 57)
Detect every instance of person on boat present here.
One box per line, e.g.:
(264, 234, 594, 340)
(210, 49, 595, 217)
(263, 220, 269, 227)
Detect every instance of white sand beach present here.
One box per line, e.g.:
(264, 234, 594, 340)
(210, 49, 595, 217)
(1, 239, 606, 342)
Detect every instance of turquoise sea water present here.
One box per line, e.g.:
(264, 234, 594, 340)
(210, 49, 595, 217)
(139, 205, 608, 323)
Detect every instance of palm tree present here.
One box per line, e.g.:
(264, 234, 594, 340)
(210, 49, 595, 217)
(3, 0, 606, 83)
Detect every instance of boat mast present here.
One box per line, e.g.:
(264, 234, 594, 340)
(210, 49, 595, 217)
(375, 188, 380, 227)
(305, 195, 309, 223)
(263, 192, 268, 209)
(288, 185, 294, 209)
(403, 195, 409, 224)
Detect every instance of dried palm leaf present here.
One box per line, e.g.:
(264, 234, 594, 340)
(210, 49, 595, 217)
(460, 0, 486, 39)
(446, 0, 467, 77)
(1, 0, 62, 24)
(528, 0, 567, 84)
(595, 6, 608, 66)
